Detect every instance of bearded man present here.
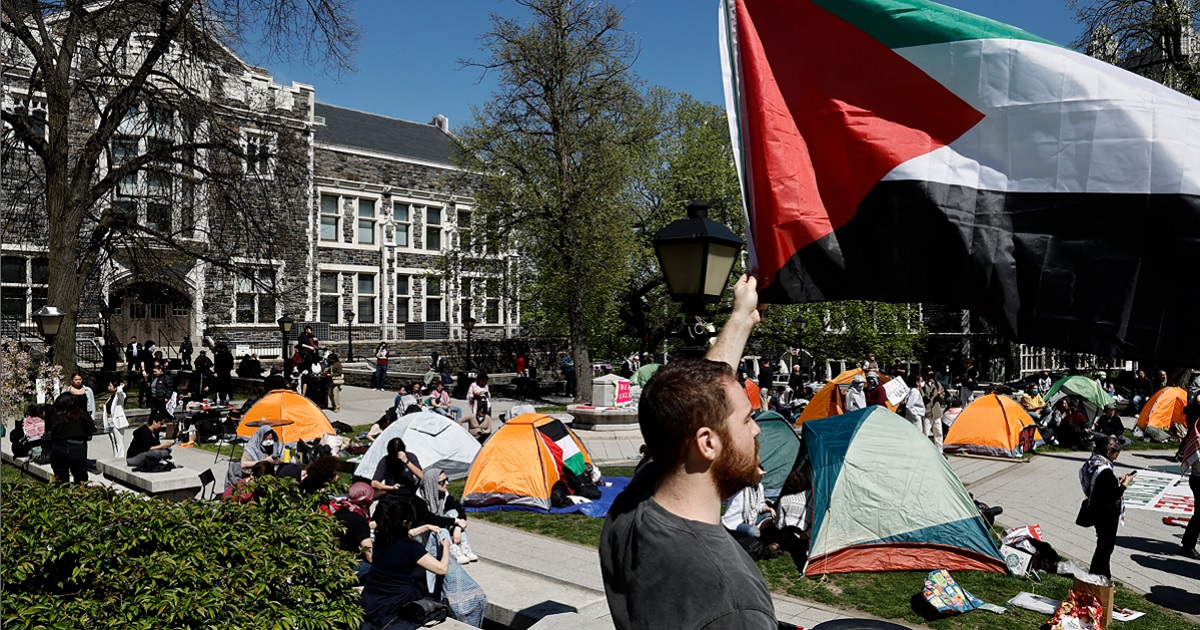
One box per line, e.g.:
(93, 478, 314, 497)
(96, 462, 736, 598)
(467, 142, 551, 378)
(600, 275, 779, 630)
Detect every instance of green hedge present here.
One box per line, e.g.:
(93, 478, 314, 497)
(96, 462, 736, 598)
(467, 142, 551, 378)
(2, 477, 362, 629)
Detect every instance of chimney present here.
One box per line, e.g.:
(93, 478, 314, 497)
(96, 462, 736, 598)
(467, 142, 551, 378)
(431, 114, 449, 133)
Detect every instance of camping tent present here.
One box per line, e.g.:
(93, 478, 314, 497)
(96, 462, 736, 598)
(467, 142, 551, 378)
(353, 411, 482, 481)
(757, 410, 801, 492)
(802, 407, 1008, 576)
(755, 410, 802, 498)
(463, 413, 594, 511)
(943, 394, 1043, 458)
(796, 368, 895, 425)
(631, 363, 661, 386)
(235, 389, 336, 443)
(1044, 375, 1110, 419)
(1137, 386, 1187, 430)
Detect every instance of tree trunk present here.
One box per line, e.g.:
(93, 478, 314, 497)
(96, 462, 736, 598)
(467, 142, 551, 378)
(569, 278, 591, 404)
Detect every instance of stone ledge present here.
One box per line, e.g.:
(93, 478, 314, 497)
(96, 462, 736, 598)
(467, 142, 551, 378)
(466, 558, 609, 630)
(529, 612, 615, 629)
(1, 450, 55, 481)
(567, 405, 638, 431)
(97, 458, 202, 501)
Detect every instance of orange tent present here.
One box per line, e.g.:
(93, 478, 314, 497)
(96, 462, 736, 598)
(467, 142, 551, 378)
(943, 394, 1043, 458)
(745, 379, 762, 411)
(463, 413, 594, 512)
(235, 389, 336, 443)
(796, 368, 895, 425)
(1137, 386, 1187, 430)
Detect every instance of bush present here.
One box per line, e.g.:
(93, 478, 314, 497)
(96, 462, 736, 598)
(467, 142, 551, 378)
(1, 477, 362, 629)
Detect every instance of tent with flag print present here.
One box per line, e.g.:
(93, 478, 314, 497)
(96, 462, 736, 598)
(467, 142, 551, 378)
(462, 413, 595, 512)
(802, 407, 1008, 576)
(796, 367, 895, 424)
(721, 0, 1200, 363)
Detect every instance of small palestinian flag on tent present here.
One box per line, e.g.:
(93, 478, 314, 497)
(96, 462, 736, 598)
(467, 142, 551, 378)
(721, 0, 1200, 363)
(538, 418, 587, 476)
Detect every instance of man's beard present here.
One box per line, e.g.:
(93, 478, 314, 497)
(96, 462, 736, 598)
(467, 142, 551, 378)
(712, 426, 761, 500)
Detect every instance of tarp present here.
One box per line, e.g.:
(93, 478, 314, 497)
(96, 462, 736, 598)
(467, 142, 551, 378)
(467, 476, 631, 518)
(796, 368, 894, 424)
(943, 394, 1043, 458)
(352, 411, 482, 481)
(235, 389, 335, 444)
(1137, 387, 1188, 430)
(803, 407, 1007, 576)
(462, 413, 594, 512)
(720, 0, 1200, 364)
(755, 410, 801, 497)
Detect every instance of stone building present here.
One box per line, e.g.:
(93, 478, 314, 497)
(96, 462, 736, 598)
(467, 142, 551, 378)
(1, 10, 514, 368)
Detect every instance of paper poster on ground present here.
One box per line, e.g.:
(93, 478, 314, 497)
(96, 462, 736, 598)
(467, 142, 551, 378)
(1124, 471, 1195, 515)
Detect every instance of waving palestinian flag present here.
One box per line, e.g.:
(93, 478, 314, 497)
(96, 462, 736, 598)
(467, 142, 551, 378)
(721, 0, 1200, 363)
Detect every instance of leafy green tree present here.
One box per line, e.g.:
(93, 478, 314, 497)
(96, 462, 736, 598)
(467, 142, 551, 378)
(751, 302, 926, 377)
(2, 477, 360, 629)
(456, 0, 656, 401)
(1070, 0, 1200, 97)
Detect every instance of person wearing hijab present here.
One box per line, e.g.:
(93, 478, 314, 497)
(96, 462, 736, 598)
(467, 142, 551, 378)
(241, 425, 284, 474)
(371, 437, 423, 497)
(419, 467, 477, 564)
(843, 375, 867, 412)
(332, 481, 376, 580)
(1079, 436, 1135, 578)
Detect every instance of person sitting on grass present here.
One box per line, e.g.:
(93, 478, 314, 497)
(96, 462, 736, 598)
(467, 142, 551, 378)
(426, 380, 462, 421)
(1093, 403, 1127, 444)
(366, 408, 397, 443)
(329, 481, 376, 581)
(774, 466, 814, 571)
(241, 426, 284, 475)
(125, 415, 175, 469)
(12, 404, 48, 458)
(721, 465, 780, 560)
(360, 499, 451, 630)
(372, 437, 423, 498)
(222, 460, 275, 503)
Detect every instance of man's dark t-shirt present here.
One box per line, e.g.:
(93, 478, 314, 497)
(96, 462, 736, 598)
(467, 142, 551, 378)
(599, 466, 776, 630)
(334, 509, 371, 556)
(126, 425, 159, 459)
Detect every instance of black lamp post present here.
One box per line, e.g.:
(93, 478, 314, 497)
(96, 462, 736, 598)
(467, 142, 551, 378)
(652, 201, 745, 357)
(463, 316, 476, 372)
(100, 299, 115, 344)
(277, 314, 294, 363)
(33, 305, 66, 364)
(345, 310, 356, 362)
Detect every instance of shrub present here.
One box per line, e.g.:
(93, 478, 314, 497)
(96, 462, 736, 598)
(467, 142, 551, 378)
(1, 477, 362, 629)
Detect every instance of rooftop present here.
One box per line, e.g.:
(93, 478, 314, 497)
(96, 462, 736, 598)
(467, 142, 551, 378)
(314, 102, 456, 166)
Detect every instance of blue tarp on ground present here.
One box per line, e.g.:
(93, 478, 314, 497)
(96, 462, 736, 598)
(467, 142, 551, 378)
(465, 476, 631, 517)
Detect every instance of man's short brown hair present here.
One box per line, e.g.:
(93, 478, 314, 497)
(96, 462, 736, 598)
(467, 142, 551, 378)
(639, 359, 737, 470)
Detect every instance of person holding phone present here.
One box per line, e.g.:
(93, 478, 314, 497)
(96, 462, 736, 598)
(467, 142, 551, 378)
(1079, 436, 1135, 578)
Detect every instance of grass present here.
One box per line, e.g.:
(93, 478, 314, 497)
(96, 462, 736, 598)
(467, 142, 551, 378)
(536, 405, 569, 414)
(1, 462, 33, 485)
(457, 467, 1198, 629)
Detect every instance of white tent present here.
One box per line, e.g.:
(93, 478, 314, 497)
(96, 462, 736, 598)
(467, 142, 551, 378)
(353, 411, 482, 481)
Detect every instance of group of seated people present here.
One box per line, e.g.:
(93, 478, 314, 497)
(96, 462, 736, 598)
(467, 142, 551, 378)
(1023, 389, 1128, 449)
(384, 375, 493, 443)
(219, 425, 486, 627)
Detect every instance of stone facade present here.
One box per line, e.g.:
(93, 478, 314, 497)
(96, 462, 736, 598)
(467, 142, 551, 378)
(0, 16, 516, 357)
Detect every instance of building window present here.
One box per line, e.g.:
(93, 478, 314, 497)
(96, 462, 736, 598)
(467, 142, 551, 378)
(320, 194, 341, 242)
(425, 276, 443, 322)
(0, 255, 48, 323)
(392, 203, 410, 247)
(150, 303, 168, 319)
(172, 304, 188, 317)
(112, 136, 139, 196)
(146, 202, 171, 233)
(460, 277, 473, 322)
(457, 210, 473, 251)
(357, 199, 376, 245)
(243, 129, 275, 176)
(357, 273, 376, 324)
(234, 267, 276, 324)
(485, 278, 502, 325)
(319, 272, 340, 323)
(395, 274, 411, 324)
(426, 207, 442, 251)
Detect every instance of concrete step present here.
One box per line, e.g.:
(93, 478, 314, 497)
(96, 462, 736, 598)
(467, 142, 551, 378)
(465, 558, 610, 630)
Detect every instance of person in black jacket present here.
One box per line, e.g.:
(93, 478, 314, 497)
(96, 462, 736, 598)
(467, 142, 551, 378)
(46, 393, 94, 483)
(214, 343, 235, 405)
(1079, 436, 1135, 578)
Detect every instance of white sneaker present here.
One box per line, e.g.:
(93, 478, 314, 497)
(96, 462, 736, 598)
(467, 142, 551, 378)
(450, 544, 470, 564)
(459, 541, 478, 562)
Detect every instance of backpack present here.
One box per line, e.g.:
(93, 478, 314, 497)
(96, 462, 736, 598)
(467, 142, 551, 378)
(549, 480, 572, 508)
(134, 459, 176, 473)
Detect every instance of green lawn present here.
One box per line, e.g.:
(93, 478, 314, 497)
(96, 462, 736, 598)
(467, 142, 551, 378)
(457, 468, 1198, 629)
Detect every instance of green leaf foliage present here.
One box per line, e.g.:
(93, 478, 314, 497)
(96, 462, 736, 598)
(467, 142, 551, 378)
(1, 477, 361, 630)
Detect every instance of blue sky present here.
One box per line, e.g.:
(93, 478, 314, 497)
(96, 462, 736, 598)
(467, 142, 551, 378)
(245, 1, 1084, 131)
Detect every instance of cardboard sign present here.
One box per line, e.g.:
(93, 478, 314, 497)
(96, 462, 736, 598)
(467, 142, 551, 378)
(882, 378, 910, 406)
